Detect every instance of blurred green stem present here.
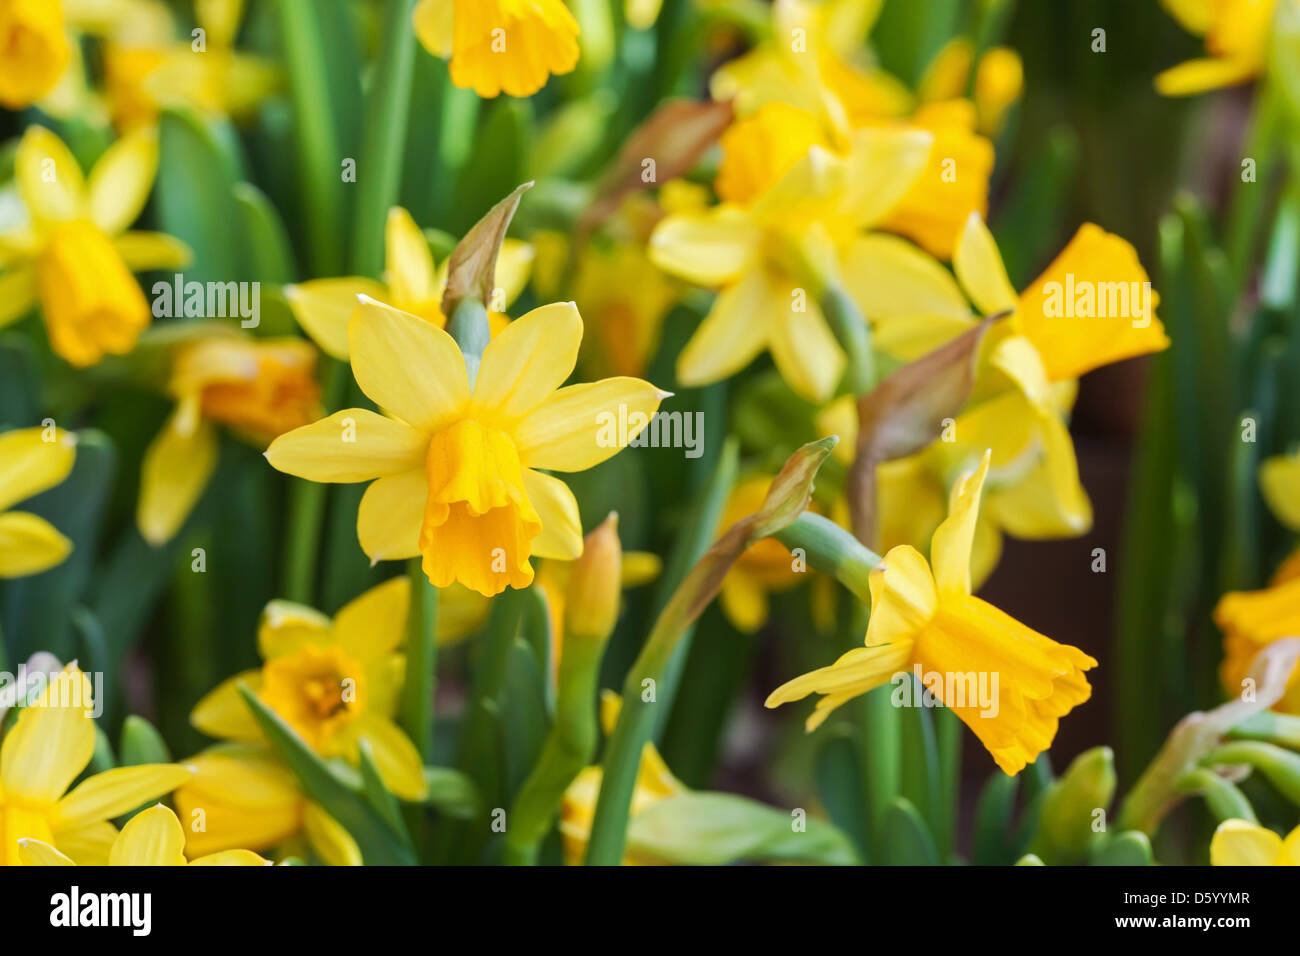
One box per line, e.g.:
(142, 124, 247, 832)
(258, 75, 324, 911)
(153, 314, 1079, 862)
(400, 559, 439, 762)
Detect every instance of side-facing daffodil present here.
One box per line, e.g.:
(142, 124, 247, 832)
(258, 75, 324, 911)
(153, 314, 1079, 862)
(1156, 0, 1280, 96)
(1210, 819, 1300, 865)
(0, 124, 189, 366)
(188, 577, 426, 801)
(174, 743, 361, 865)
(266, 297, 666, 597)
(1214, 450, 1300, 714)
(0, 426, 77, 577)
(137, 330, 321, 545)
(19, 804, 269, 866)
(766, 452, 1097, 776)
(285, 206, 533, 361)
(412, 0, 580, 98)
(650, 105, 933, 402)
(0, 665, 194, 865)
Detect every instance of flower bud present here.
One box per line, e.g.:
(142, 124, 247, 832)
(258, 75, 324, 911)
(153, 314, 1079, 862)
(564, 513, 622, 643)
(1032, 746, 1116, 864)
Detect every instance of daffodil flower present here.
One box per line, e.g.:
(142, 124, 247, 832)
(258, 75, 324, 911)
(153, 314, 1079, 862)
(18, 804, 269, 866)
(173, 743, 361, 865)
(0, 666, 194, 866)
(0, 0, 68, 108)
(137, 331, 321, 545)
(766, 452, 1097, 776)
(188, 577, 427, 801)
(412, 0, 581, 99)
(0, 426, 77, 578)
(266, 297, 666, 596)
(0, 125, 189, 367)
(1210, 819, 1300, 865)
(1156, 0, 1280, 96)
(650, 116, 934, 402)
(285, 206, 532, 360)
(917, 38, 1024, 137)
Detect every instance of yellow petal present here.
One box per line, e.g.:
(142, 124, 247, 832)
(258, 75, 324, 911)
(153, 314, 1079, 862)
(1160, 0, 1214, 35)
(0, 666, 95, 803)
(113, 231, 192, 271)
(385, 206, 436, 305)
(523, 468, 582, 560)
(648, 206, 759, 287)
(1155, 57, 1257, 96)
(515, 377, 667, 472)
(334, 575, 411, 658)
(349, 296, 470, 432)
(109, 804, 187, 866)
(720, 572, 769, 633)
(302, 801, 362, 866)
(954, 212, 1017, 316)
(676, 265, 773, 388)
(336, 714, 428, 801)
(0, 425, 76, 511)
(987, 412, 1093, 539)
(17, 838, 77, 866)
(87, 125, 158, 235)
(765, 642, 912, 709)
(864, 545, 937, 645)
(412, 0, 454, 57)
(768, 294, 844, 403)
(137, 410, 218, 546)
(0, 267, 38, 328)
(285, 278, 387, 360)
(258, 601, 332, 658)
(173, 748, 304, 856)
(190, 670, 264, 741)
(445, 0, 579, 98)
(56, 764, 194, 830)
(0, 511, 72, 577)
(357, 468, 426, 562)
(189, 849, 271, 866)
(493, 238, 534, 306)
(472, 301, 582, 422)
(46, 821, 117, 866)
(17, 124, 85, 225)
(1210, 819, 1283, 865)
(930, 449, 992, 596)
(1261, 452, 1300, 532)
(265, 409, 428, 483)
(840, 232, 969, 323)
(840, 127, 934, 228)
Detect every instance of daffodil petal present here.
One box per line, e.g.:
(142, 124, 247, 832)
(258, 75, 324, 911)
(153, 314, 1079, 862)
(87, 126, 158, 235)
(0, 425, 76, 512)
(648, 206, 759, 287)
(930, 449, 992, 596)
(1210, 819, 1283, 865)
(523, 468, 582, 560)
(190, 670, 264, 741)
(56, 765, 194, 831)
(841, 127, 934, 228)
(0, 267, 38, 328)
(265, 409, 428, 483)
(472, 301, 582, 421)
(768, 295, 844, 403)
(1261, 452, 1300, 532)
(113, 231, 192, 271)
(954, 212, 1017, 316)
(356, 468, 426, 563)
(385, 206, 436, 305)
(49, 821, 118, 866)
(17, 125, 85, 224)
(302, 802, 362, 866)
(285, 278, 387, 360)
(676, 265, 773, 387)
(137, 413, 218, 546)
(840, 233, 970, 322)
(349, 296, 470, 432)
(258, 601, 332, 658)
(412, 0, 454, 57)
(0, 667, 95, 803)
(335, 575, 411, 658)
(515, 377, 666, 472)
(17, 838, 77, 866)
(189, 849, 271, 866)
(109, 804, 187, 866)
(0, 511, 72, 577)
(336, 714, 428, 801)
(1155, 57, 1257, 96)
(865, 545, 937, 645)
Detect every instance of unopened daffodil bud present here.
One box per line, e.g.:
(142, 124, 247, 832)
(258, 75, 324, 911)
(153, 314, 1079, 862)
(1032, 746, 1116, 864)
(565, 513, 623, 643)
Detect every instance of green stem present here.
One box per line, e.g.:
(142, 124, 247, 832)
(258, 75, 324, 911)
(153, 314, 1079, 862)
(350, 0, 419, 277)
(820, 285, 876, 396)
(400, 558, 439, 763)
(773, 512, 879, 603)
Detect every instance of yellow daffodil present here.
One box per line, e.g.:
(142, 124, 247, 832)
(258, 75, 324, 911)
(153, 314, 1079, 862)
(102, 0, 279, 130)
(19, 804, 269, 866)
(1261, 448, 1300, 535)
(1210, 819, 1300, 865)
(1156, 0, 1280, 96)
(0, 666, 194, 866)
(174, 743, 361, 865)
(266, 297, 666, 596)
(0, 125, 189, 367)
(0, 0, 67, 108)
(0, 426, 77, 578)
(137, 331, 321, 545)
(917, 38, 1024, 137)
(717, 475, 806, 632)
(412, 0, 581, 99)
(650, 106, 933, 402)
(285, 206, 532, 360)
(572, 239, 677, 380)
(560, 691, 686, 864)
(188, 577, 427, 801)
(766, 452, 1097, 775)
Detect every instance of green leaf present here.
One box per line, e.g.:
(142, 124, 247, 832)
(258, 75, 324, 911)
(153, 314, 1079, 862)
(119, 715, 171, 766)
(156, 108, 240, 284)
(813, 728, 871, 861)
(237, 684, 416, 865)
(881, 797, 940, 866)
(422, 768, 478, 819)
(626, 792, 861, 865)
(233, 182, 296, 285)
(358, 739, 415, 849)
(972, 771, 1019, 866)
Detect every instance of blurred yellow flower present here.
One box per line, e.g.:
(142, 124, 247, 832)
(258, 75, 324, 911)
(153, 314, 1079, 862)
(19, 804, 268, 866)
(174, 743, 361, 865)
(0, 426, 76, 578)
(1210, 819, 1300, 865)
(137, 331, 321, 545)
(0, 665, 193, 866)
(266, 297, 665, 596)
(286, 206, 532, 360)
(717, 475, 805, 632)
(0, 125, 189, 367)
(1156, 0, 1279, 96)
(918, 38, 1024, 137)
(189, 577, 427, 801)
(766, 452, 1097, 776)
(0, 0, 67, 108)
(413, 0, 580, 98)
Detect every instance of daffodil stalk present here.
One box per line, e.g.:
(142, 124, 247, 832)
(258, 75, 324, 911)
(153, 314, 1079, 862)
(584, 436, 837, 865)
(401, 557, 439, 763)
